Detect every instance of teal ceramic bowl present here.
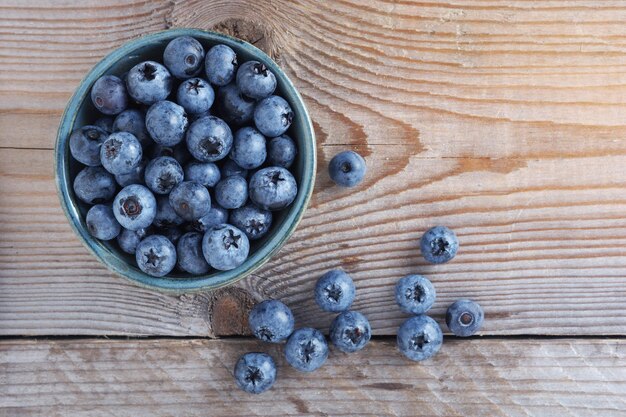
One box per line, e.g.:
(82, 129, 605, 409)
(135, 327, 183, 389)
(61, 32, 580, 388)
(55, 29, 316, 293)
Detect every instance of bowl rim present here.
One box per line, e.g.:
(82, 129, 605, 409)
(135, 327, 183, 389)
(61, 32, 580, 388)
(55, 28, 316, 294)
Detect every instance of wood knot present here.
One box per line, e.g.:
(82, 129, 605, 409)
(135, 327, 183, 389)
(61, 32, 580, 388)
(207, 287, 255, 336)
(212, 18, 280, 63)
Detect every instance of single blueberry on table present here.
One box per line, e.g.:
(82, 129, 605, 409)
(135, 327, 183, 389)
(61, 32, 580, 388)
(188, 204, 229, 233)
(135, 234, 177, 277)
(114, 157, 147, 187)
(420, 225, 459, 264)
(205, 44, 238, 86)
(216, 82, 255, 126)
(233, 352, 276, 394)
(328, 150, 366, 187)
(126, 61, 172, 105)
(117, 227, 150, 254)
(85, 204, 121, 241)
(267, 134, 297, 169)
(113, 109, 151, 147)
(236, 60, 277, 100)
(397, 315, 442, 361)
(145, 100, 188, 147)
(229, 204, 272, 241)
(153, 195, 184, 229)
(215, 175, 248, 209)
(314, 269, 356, 313)
(177, 232, 211, 275)
(69, 125, 108, 166)
(100, 132, 143, 176)
(112, 184, 157, 231)
(253, 95, 293, 138)
(395, 274, 436, 315)
(90, 75, 128, 115)
(230, 127, 267, 169)
(168, 181, 211, 221)
(220, 158, 248, 179)
(144, 156, 184, 195)
(249, 167, 298, 211)
(73, 166, 117, 205)
(185, 115, 233, 162)
(163, 36, 205, 80)
(158, 226, 183, 246)
(177, 77, 214, 115)
(201, 224, 249, 271)
(284, 328, 329, 372)
(94, 116, 114, 133)
(248, 299, 294, 343)
(329, 311, 371, 353)
(183, 161, 221, 188)
(446, 299, 484, 337)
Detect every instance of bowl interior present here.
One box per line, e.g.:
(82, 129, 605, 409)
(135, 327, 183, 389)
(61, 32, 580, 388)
(56, 29, 315, 292)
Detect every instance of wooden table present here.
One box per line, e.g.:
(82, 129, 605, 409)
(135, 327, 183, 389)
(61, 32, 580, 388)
(1, 1, 625, 416)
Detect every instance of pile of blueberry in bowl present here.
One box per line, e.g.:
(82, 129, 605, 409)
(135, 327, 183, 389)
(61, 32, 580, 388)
(55, 29, 316, 292)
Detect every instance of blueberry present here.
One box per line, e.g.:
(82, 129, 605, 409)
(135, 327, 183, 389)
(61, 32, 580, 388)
(221, 158, 248, 179)
(177, 78, 214, 115)
(73, 166, 117, 204)
(249, 167, 297, 211)
(185, 115, 233, 162)
(177, 232, 210, 275)
(248, 299, 294, 343)
(215, 175, 248, 209)
(117, 227, 150, 254)
(150, 143, 192, 166)
(168, 181, 211, 221)
(446, 299, 484, 337)
(267, 134, 297, 169)
(94, 116, 114, 133)
(184, 161, 221, 188)
(144, 156, 184, 195)
(284, 328, 329, 372)
(236, 61, 276, 100)
(233, 352, 276, 394)
(145, 100, 188, 147)
(328, 151, 366, 187)
(253, 95, 293, 137)
(395, 274, 436, 315)
(188, 109, 212, 124)
(114, 157, 147, 187)
(205, 44, 238, 86)
(397, 315, 442, 361)
(229, 204, 272, 241)
(329, 311, 371, 353)
(69, 125, 108, 166)
(163, 36, 204, 79)
(159, 226, 183, 246)
(85, 204, 121, 240)
(216, 83, 255, 126)
(90, 75, 128, 115)
(420, 226, 459, 264)
(188, 204, 229, 233)
(100, 132, 143, 175)
(202, 224, 249, 271)
(113, 109, 151, 147)
(112, 184, 157, 231)
(126, 61, 172, 105)
(314, 270, 356, 313)
(135, 234, 177, 277)
(230, 127, 267, 169)
(153, 195, 184, 228)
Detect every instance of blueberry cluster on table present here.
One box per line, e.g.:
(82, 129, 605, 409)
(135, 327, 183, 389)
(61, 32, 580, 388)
(70, 35, 301, 277)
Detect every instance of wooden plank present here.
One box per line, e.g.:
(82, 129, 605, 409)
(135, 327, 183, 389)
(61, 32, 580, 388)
(1, 338, 624, 417)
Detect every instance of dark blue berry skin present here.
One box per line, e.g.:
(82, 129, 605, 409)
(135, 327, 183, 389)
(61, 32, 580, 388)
(73, 166, 117, 205)
(163, 36, 205, 80)
(202, 224, 249, 271)
(168, 181, 211, 221)
(221, 158, 248, 179)
(420, 226, 459, 264)
(135, 234, 177, 277)
(144, 156, 184, 195)
(114, 157, 147, 187)
(185, 116, 233, 162)
(117, 227, 150, 254)
(183, 161, 221, 188)
(215, 175, 248, 209)
(145, 100, 189, 147)
(94, 116, 114, 133)
(329, 311, 371, 353)
(177, 78, 214, 115)
(314, 270, 356, 313)
(328, 151, 366, 187)
(229, 204, 272, 241)
(248, 300, 294, 343)
(149, 144, 192, 166)
(159, 226, 183, 246)
(113, 109, 151, 147)
(253, 95, 293, 137)
(100, 132, 143, 175)
(233, 352, 276, 394)
(230, 127, 267, 169)
(177, 232, 210, 275)
(126, 61, 172, 105)
(188, 204, 229, 233)
(397, 315, 442, 361)
(112, 184, 157, 231)
(249, 167, 297, 211)
(85, 204, 121, 240)
(395, 275, 436, 315)
(90, 75, 128, 115)
(69, 125, 108, 166)
(267, 134, 297, 169)
(153, 195, 184, 229)
(284, 328, 329, 372)
(217, 83, 255, 126)
(205, 44, 238, 86)
(236, 61, 277, 100)
(446, 299, 484, 337)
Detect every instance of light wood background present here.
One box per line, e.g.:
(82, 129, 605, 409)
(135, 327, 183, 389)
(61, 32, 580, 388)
(1, 1, 625, 416)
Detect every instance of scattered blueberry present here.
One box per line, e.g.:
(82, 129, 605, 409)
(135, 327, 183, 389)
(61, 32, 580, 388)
(114, 157, 147, 187)
(112, 184, 157, 231)
(205, 44, 238, 86)
(177, 77, 214, 115)
(254, 95, 293, 138)
(94, 116, 114, 133)
(73, 166, 117, 204)
(314, 269, 356, 313)
(153, 195, 184, 229)
(100, 132, 143, 175)
(90, 75, 128, 115)
(177, 232, 210, 274)
(220, 158, 248, 178)
(183, 161, 221, 188)
(145, 100, 188, 147)
(420, 225, 459, 264)
(85, 204, 121, 240)
(230, 127, 267, 169)
(248, 299, 294, 343)
(329, 311, 371, 353)
(126, 61, 172, 105)
(188, 204, 229, 233)
(135, 234, 177, 277)
(395, 274, 436, 315)
(267, 134, 297, 169)
(215, 175, 248, 209)
(446, 299, 484, 337)
(201, 224, 249, 271)
(144, 156, 184, 195)
(185, 115, 233, 162)
(397, 315, 442, 361)
(249, 167, 297, 211)
(163, 36, 205, 79)
(217, 83, 255, 126)
(113, 109, 151, 147)
(117, 227, 150, 254)
(237, 61, 276, 100)
(229, 204, 272, 240)
(284, 328, 329, 372)
(233, 352, 276, 394)
(328, 150, 366, 187)
(69, 125, 108, 166)
(168, 181, 211, 221)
